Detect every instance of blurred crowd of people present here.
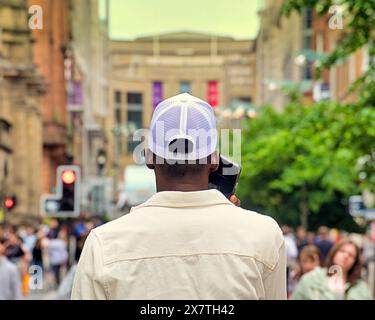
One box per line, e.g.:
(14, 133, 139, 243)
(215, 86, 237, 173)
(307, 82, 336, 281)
(0, 218, 103, 300)
(2, 219, 375, 300)
(283, 225, 375, 299)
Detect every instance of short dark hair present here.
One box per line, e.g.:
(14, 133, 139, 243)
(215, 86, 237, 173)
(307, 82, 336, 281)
(155, 153, 212, 179)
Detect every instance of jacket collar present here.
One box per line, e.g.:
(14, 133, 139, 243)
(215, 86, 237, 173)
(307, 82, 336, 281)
(131, 189, 233, 211)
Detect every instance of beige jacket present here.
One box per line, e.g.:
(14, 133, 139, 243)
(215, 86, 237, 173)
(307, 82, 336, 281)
(71, 189, 286, 300)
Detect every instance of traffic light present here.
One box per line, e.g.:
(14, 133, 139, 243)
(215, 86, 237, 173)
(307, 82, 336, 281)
(60, 169, 77, 211)
(3, 195, 16, 210)
(41, 165, 81, 217)
(96, 149, 107, 174)
(62, 170, 76, 185)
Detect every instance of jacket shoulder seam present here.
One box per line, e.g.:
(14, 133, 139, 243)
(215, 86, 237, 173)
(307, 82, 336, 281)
(103, 251, 276, 269)
(91, 230, 111, 299)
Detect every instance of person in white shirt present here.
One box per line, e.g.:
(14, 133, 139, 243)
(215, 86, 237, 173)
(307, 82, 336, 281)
(47, 232, 68, 287)
(0, 238, 22, 300)
(72, 93, 286, 300)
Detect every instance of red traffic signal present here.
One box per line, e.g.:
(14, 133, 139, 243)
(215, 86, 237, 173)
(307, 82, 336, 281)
(61, 170, 76, 184)
(41, 165, 81, 217)
(4, 196, 16, 210)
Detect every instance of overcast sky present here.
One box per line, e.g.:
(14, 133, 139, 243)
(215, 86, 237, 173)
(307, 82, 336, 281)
(107, 0, 262, 40)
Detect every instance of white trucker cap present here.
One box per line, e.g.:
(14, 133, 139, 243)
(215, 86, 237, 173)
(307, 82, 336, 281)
(148, 93, 218, 161)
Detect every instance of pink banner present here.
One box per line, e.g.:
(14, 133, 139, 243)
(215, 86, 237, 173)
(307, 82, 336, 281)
(207, 81, 218, 107)
(153, 82, 163, 108)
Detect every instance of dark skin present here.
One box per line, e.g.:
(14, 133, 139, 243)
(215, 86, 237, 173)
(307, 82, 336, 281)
(145, 149, 241, 206)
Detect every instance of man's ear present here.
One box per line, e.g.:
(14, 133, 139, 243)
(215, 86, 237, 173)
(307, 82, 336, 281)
(145, 148, 155, 169)
(209, 151, 219, 172)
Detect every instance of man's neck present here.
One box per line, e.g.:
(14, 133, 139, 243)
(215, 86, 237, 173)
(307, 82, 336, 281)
(157, 183, 209, 193)
(156, 175, 209, 192)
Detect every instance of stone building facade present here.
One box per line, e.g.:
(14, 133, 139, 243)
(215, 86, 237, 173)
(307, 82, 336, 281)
(0, 0, 45, 224)
(108, 31, 256, 186)
(28, 0, 71, 195)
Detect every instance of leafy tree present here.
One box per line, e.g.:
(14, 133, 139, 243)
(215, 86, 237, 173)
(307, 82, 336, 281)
(235, 0, 374, 231)
(237, 102, 374, 231)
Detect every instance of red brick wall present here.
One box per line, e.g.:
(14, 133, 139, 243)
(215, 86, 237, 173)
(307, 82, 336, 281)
(312, 11, 365, 103)
(28, 0, 70, 193)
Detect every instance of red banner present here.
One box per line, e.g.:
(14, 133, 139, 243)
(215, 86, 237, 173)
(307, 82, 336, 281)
(207, 81, 218, 107)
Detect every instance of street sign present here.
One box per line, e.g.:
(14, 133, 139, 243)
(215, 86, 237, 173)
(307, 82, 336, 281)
(349, 195, 375, 221)
(80, 176, 114, 217)
(40, 165, 81, 217)
(41, 196, 61, 216)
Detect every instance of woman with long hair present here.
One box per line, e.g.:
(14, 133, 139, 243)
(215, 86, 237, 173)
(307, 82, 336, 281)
(292, 238, 372, 300)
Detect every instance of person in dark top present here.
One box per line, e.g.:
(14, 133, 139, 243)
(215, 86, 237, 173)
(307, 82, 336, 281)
(32, 237, 44, 270)
(295, 226, 309, 254)
(5, 233, 25, 263)
(73, 221, 88, 263)
(314, 226, 333, 262)
(47, 219, 60, 239)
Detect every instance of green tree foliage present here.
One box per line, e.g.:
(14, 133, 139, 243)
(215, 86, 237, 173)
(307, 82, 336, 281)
(237, 0, 375, 231)
(237, 102, 375, 231)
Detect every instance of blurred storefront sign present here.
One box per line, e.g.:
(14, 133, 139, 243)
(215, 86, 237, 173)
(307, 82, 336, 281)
(68, 80, 83, 107)
(65, 51, 83, 111)
(349, 195, 375, 220)
(313, 81, 331, 102)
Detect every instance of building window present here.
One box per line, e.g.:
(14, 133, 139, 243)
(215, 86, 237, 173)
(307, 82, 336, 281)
(127, 93, 143, 154)
(304, 8, 313, 29)
(238, 96, 252, 103)
(114, 91, 122, 154)
(179, 81, 191, 94)
(302, 8, 313, 80)
(127, 92, 142, 105)
(303, 61, 313, 80)
(302, 35, 313, 79)
(115, 91, 122, 123)
(207, 81, 219, 107)
(0, 119, 12, 152)
(303, 34, 313, 50)
(152, 81, 163, 108)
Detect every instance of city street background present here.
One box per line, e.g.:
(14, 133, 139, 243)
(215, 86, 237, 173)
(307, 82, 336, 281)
(0, 0, 374, 300)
